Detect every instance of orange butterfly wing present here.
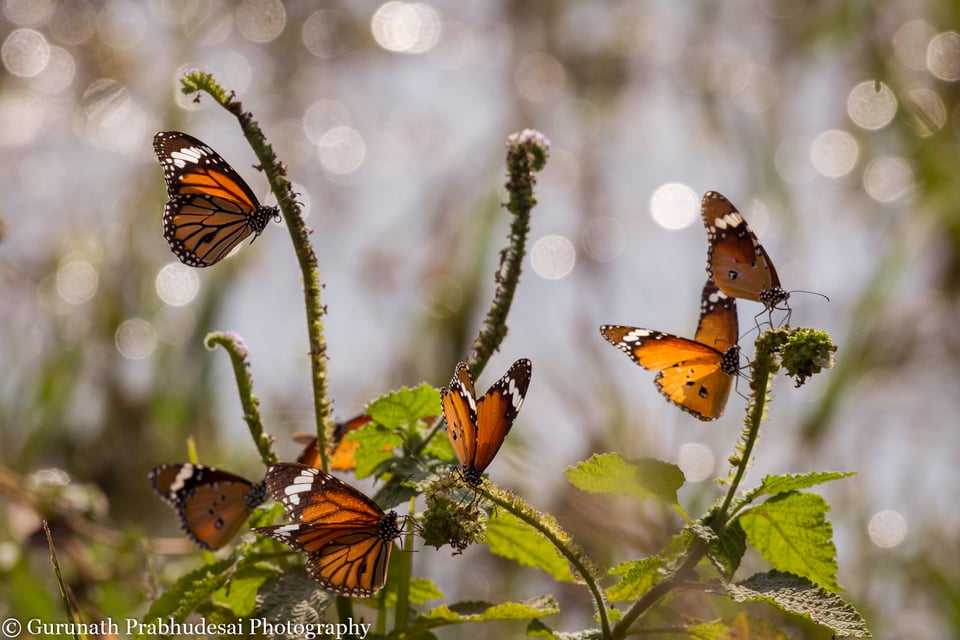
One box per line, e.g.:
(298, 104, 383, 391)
(254, 463, 400, 597)
(701, 191, 787, 309)
(295, 414, 374, 472)
(441, 359, 532, 484)
(153, 131, 277, 267)
(473, 358, 532, 476)
(440, 362, 479, 476)
(600, 281, 739, 421)
(150, 464, 266, 550)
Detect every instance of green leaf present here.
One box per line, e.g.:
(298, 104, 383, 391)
(708, 520, 746, 580)
(485, 511, 576, 583)
(684, 620, 732, 640)
(210, 563, 276, 618)
(725, 613, 791, 639)
(526, 620, 603, 640)
(255, 568, 333, 639)
(143, 557, 235, 623)
(351, 422, 402, 479)
(742, 471, 856, 505)
(409, 595, 559, 632)
(366, 383, 440, 429)
(564, 453, 684, 505)
(606, 556, 662, 602)
(408, 577, 445, 604)
(712, 570, 871, 638)
(738, 492, 839, 590)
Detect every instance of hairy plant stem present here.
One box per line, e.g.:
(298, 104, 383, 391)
(612, 333, 776, 639)
(467, 129, 549, 377)
(477, 482, 610, 639)
(205, 332, 277, 466)
(181, 71, 333, 471)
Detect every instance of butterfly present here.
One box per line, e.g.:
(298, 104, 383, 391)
(150, 463, 266, 550)
(253, 462, 402, 597)
(153, 130, 280, 267)
(599, 279, 740, 421)
(294, 414, 375, 472)
(440, 358, 532, 485)
(701, 191, 788, 311)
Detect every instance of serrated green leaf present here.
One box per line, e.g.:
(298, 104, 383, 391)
(485, 511, 575, 583)
(564, 453, 684, 505)
(526, 620, 603, 640)
(366, 383, 440, 429)
(420, 596, 559, 624)
(351, 423, 403, 479)
(408, 577, 445, 604)
(143, 557, 234, 624)
(606, 556, 663, 602)
(711, 570, 871, 638)
(742, 471, 856, 505)
(709, 520, 746, 580)
(210, 563, 277, 618)
(739, 492, 839, 590)
(255, 568, 333, 639)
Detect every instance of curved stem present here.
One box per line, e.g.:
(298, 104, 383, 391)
(205, 332, 278, 466)
(613, 333, 779, 639)
(181, 70, 333, 472)
(468, 129, 550, 377)
(478, 482, 610, 639)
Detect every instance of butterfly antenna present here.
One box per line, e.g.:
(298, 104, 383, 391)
(788, 289, 830, 303)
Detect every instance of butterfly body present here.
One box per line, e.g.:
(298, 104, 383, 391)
(440, 359, 532, 485)
(150, 463, 266, 550)
(600, 279, 739, 421)
(701, 191, 788, 310)
(254, 463, 401, 597)
(153, 131, 279, 267)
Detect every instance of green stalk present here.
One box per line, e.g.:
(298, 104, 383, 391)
(205, 332, 277, 466)
(478, 482, 610, 638)
(181, 70, 333, 471)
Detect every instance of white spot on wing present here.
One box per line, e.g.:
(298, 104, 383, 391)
(170, 464, 195, 492)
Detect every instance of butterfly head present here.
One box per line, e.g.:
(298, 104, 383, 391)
(378, 511, 402, 542)
(720, 345, 741, 376)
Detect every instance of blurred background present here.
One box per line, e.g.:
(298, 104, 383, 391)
(2, 0, 959, 637)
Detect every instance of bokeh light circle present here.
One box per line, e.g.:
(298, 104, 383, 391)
(847, 81, 897, 130)
(318, 126, 367, 175)
(531, 234, 576, 280)
(1, 28, 50, 77)
(650, 183, 698, 230)
(809, 129, 859, 178)
(927, 31, 960, 81)
(235, 0, 286, 43)
(155, 263, 200, 307)
(56, 259, 99, 305)
(115, 319, 157, 360)
(371, 2, 441, 54)
(863, 156, 914, 203)
(868, 510, 907, 548)
(677, 442, 715, 482)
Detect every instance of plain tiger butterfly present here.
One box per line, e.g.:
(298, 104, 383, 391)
(701, 191, 788, 311)
(293, 414, 375, 472)
(600, 279, 740, 421)
(253, 463, 402, 597)
(440, 358, 532, 485)
(153, 131, 280, 267)
(150, 463, 266, 550)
